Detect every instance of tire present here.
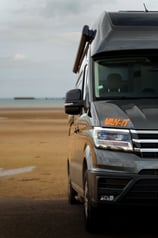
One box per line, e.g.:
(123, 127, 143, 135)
(68, 174, 77, 204)
(84, 172, 98, 232)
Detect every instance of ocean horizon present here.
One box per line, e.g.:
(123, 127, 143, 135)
(0, 98, 65, 108)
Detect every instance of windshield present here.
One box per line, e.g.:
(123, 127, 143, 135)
(94, 56, 158, 99)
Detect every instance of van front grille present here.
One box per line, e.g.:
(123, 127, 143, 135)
(131, 129, 158, 158)
(123, 179, 158, 204)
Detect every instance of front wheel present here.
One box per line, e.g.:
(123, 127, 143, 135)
(84, 173, 98, 232)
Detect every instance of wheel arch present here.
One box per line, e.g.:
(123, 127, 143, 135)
(82, 145, 94, 187)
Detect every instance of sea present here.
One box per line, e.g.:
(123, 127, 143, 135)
(0, 98, 65, 108)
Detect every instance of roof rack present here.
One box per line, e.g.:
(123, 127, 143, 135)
(73, 25, 96, 73)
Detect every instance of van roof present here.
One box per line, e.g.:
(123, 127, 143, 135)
(91, 11, 158, 55)
(110, 11, 158, 26)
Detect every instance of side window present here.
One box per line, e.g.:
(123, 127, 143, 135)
(83, 65, 90, 113)
(76, 71, 83, 91)
(83, 65, 88, 101)
(76, 64, 89, 114)
(76, 64, 87, 98)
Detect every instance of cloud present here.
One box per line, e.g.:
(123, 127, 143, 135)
(0, 0, 156, 98)
(41, 0, 82, 17)
(0, 53, 26, 62)
(13, 0, 117, 22)
(13, 53, 26, 61)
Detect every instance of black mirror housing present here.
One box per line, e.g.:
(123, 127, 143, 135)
(65, 89, 84, 115)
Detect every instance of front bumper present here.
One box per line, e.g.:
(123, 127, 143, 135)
(87, 169, 158, 207)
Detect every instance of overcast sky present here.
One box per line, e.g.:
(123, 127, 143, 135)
(0, 0, 157, 98)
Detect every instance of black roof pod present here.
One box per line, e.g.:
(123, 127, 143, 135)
(91, 11, 158, 56)
(73, 25, 96, 73)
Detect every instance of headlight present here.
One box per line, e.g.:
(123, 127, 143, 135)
(93, 127, 133, 151)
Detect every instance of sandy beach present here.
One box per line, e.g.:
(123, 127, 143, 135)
(0, 107, 68, 199)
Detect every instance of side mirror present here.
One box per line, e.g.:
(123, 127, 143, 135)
(65, 89, 84, 115)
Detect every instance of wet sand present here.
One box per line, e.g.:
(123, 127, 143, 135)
(0, 107, 68, 199)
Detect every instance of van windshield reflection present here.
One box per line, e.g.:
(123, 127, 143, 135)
(94, 56, 158, 99)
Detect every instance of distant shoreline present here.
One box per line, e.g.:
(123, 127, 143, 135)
(0, 98, 65, 108)
(13, 97, 65, 100)
(14, 97, 35, 100)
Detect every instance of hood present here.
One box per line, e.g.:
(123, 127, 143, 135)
(91, 99, 158, 129)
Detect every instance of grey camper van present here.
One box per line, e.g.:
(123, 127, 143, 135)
(65, 11, 158, 231)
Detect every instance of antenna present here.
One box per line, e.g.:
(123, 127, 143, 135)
(143, 3, 149, 12)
